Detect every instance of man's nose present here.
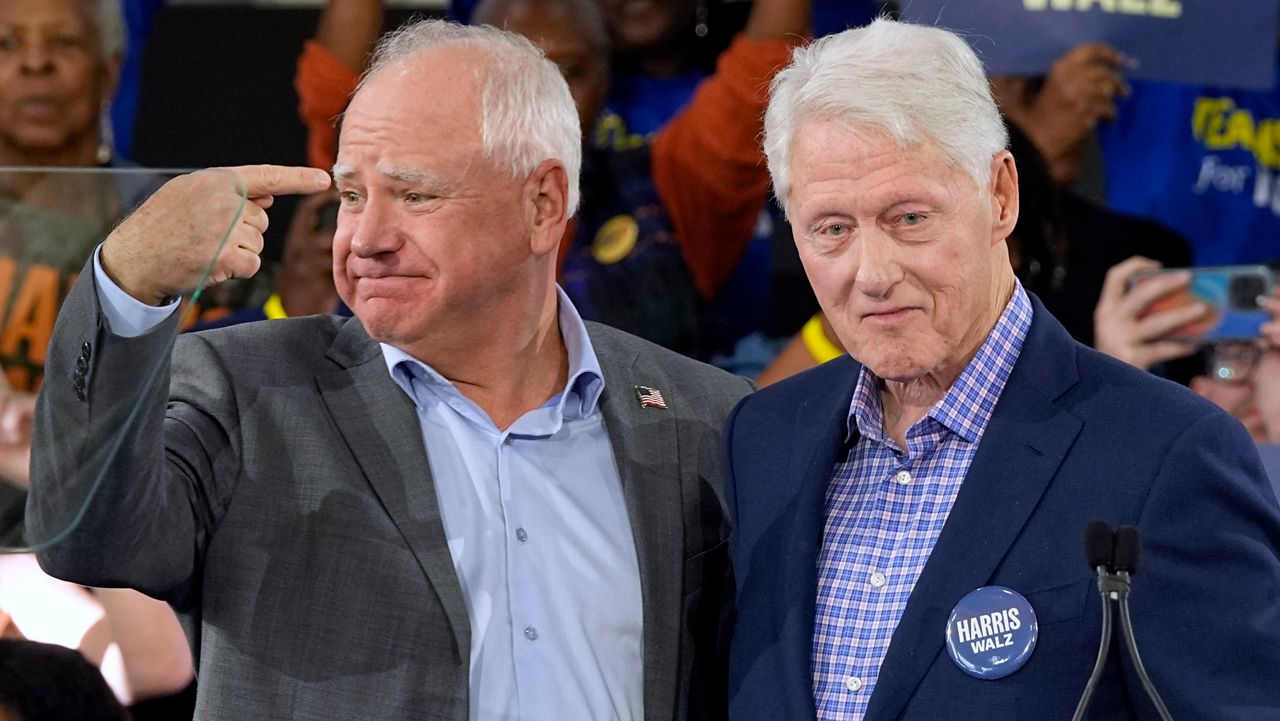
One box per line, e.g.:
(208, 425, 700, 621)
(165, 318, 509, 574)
(19, 39, 55, 76)
(853, 230, 903, 299)
(347, 198, 403, 258)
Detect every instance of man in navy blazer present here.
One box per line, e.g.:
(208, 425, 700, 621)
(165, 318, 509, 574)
(726, 18, 1280, 721)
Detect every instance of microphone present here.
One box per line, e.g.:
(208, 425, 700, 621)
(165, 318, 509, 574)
(1084, 520, 1115, 572)
(1072, 521, 1118, 721)
(1112, 526, 1174, 721)
(1071, 522, 1174, 721)
(1113, 525, 1141, 575)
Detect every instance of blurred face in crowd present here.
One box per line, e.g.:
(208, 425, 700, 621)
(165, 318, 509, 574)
(475, 0, 610, 134)
(0, 0, 118, 163)
(786, 121, 1019, 386)
(332, 47, 557, 349)
(594, 0, 696, 57)
(1192, 343, 1268, 441)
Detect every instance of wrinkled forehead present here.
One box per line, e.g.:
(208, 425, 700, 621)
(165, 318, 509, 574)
(359, 44, 494, 107)
(789, 119, 961, 184)
(0, 0, 96, 32)
(343, 47, 488, 141)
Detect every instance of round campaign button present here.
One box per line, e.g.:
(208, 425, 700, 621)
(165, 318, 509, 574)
(944, 586, 1038, 680)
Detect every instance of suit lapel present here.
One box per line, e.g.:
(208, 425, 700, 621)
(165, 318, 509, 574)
(864, 300, 1083, 720)
(592, 329, 682, 721)
(316, 318, 471, 660)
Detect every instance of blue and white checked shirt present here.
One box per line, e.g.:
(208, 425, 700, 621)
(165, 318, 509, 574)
(812, 282, 1033, 721)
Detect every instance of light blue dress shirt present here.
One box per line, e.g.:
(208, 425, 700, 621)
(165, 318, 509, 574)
(92, 252, 645, 721)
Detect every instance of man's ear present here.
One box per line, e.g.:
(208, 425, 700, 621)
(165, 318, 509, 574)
(989, 150, 1019, 246)
(525, 158, 570, 258)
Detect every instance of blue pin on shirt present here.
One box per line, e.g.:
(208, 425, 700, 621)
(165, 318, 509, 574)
(945, 586, 1039, 680)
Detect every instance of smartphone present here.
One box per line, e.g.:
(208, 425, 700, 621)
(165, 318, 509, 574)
(1128, 265, 1274, 343)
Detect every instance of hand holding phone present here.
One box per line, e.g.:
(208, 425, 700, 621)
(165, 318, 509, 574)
(1128, 265, 1274, 343)
(1094, 256, 1206, 370)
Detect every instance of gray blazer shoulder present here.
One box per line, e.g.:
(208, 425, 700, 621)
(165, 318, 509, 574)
(585, 320, 754, 411)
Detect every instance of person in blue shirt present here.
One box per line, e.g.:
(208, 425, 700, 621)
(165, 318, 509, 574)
(726, 18, 1280, 720)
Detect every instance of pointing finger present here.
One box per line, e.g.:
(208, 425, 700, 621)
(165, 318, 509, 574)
(216, 164, 331, 198)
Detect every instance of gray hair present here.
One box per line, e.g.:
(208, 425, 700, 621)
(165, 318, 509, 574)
(361, 19, 582, 215)
(87, 0, 126, 60)
(763, 17, 1007, 214)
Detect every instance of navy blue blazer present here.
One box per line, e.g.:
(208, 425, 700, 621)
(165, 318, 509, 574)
(725, 297, 1280, 720)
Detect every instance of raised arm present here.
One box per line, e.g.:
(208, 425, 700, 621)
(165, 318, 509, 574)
(297, 0, 384, 170)
(651, 0, 811, 299)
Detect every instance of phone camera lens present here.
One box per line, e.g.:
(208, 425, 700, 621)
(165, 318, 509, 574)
(1229, 274, 1266, 310)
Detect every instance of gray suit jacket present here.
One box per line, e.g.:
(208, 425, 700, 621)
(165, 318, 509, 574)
(27, 270, 751, 721)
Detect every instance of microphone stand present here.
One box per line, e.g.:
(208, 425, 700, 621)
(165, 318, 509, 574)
(1073, 523, 1176, 721)
(1070, 564, 1125, 721)
(1115, 573, 1175, 721)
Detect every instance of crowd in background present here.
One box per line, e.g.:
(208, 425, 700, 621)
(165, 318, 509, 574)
(1, 0, 1279, 718)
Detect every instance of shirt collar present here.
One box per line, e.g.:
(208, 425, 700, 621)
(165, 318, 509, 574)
(380, 285, 605, 422)
(846, 279, 1034, 445)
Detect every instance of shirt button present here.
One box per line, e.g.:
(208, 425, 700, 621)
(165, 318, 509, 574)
(895, 470, 912, 485)
(844, 676, 862, 692)
(516, 527, 528, 543)
(524, 625, 539, 641)
(870, 572, 887, 588)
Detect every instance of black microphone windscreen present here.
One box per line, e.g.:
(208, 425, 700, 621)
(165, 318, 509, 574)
(1113, 526, 1142, 574)
(1084, 521, 1115, 569)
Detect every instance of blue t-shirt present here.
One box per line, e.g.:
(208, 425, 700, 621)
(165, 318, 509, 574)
(1099, 63, 1280, 266)
(600, 71, 707, 145)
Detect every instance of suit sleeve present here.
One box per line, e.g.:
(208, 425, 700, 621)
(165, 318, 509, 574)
(27, 263, 244, 609)
(1129, 411, 1280, 719)
(296, 40, 361, 171)
(651, 35, 796, 299)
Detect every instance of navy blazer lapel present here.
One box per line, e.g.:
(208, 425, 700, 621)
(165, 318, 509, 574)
(315, 318, 471, 662)
(591, 329, 683, 721)
(864, 298, 1083, 720)
(781, 356, 862, 716)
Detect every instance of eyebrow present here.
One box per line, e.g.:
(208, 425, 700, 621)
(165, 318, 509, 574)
(332, 163, 454, 193)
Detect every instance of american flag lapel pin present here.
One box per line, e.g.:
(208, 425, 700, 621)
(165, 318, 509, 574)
(634, 385, 668, 410)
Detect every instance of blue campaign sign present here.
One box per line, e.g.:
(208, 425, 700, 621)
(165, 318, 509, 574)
(899, 0, 1278, 90)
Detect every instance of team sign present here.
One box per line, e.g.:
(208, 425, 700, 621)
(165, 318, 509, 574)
(900, 0, 1277, 90)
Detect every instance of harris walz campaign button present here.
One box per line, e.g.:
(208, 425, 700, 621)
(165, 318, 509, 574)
(945, 586, 1038, 680)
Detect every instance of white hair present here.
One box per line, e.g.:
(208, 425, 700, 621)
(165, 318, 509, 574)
(87, 0, 126, 60)
(361, 19, 582, 215)
(763, 17, 1007, 215)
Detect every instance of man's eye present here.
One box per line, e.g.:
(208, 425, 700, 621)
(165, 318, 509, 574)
(901, 212, 925, 226)
(822, 223, 849, 237)
(338, 190, 361, 203)
(51, 34, 87, 50)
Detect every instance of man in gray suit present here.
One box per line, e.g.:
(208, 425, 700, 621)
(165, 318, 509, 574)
(26, 19, 750, 721)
